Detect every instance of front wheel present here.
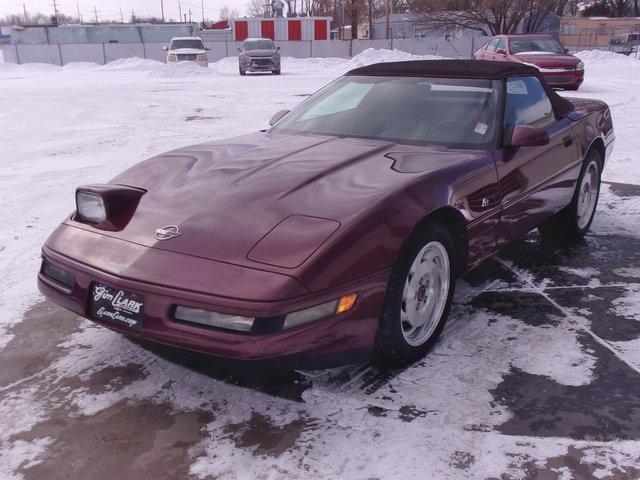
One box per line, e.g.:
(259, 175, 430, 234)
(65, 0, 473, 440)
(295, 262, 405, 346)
(239, 65, 246, 76)
(273, 68, 281, 75)
(539, 149, 602, 241)
(374, 223, 457, 367)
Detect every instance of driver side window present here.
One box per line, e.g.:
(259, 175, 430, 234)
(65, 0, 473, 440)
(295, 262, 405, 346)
(504, 76, 554, 128)
(485, 38, 499, 52)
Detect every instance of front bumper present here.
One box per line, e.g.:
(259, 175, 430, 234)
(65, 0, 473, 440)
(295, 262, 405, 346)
(241, 58, 279, 72)
(167, 57, 208, 68)
(540, 69, 584, 89)
(38, 227, 386, 368)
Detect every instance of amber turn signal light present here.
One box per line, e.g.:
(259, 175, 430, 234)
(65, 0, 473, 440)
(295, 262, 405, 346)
(336, 293, 357, 314)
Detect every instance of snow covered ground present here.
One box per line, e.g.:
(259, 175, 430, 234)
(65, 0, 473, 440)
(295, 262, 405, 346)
(1, 49, 640, 479)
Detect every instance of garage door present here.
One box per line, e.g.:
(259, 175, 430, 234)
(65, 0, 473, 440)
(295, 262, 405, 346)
(235, 20, 248, 41)
(261, 20, 275, 40)
(314, 20, 327, 40)
(288, 20, 301, 41)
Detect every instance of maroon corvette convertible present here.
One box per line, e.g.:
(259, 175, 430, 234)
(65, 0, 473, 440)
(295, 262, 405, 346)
(38, 60, 614, 368)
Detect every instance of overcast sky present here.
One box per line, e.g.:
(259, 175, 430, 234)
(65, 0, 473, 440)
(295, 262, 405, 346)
(0, 0, 249, 22)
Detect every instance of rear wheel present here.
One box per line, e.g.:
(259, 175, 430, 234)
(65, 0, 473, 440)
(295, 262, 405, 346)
(374, 223, 457, 367)
(239, 65, 246, 76)
(273, 68, 281, 75)
(539, 149, 602, 241)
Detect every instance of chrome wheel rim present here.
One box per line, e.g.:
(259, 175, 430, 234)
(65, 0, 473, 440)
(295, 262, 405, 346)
(577, 160, 600, 230)
(400, 241, 450, 347)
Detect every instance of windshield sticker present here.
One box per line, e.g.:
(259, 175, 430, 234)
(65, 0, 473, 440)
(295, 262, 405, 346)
(507, 79, 528, 95)
(474, 123, 488, 135)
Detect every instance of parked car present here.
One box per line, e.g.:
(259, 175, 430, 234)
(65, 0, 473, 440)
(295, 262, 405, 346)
(475, 34, 584, 90)
(609, 33, 640, 55)
(164, 36, 209, 67)
(238, 38, 281, 75)
(38, 60, 613, 368)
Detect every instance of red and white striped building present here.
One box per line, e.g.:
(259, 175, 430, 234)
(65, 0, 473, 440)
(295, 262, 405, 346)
(231, 17, 332, 42)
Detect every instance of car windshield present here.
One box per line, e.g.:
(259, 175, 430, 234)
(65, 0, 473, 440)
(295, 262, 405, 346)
(271, 75, 499, 148)
(170, 39, 204, 50)
(244, 39, 275, 50)
(510, 38, 565, 54)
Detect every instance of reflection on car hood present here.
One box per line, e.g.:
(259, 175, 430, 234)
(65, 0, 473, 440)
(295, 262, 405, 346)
(245, 49, 277, 57)
(74, 132, 483, 270)
(515, 53, 580, 68)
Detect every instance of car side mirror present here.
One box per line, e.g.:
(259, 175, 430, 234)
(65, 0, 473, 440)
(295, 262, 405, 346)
(162, 46, 168, 51)
(507, 125, 550, 148)
(269, 109, 290, 126)
(205, 46, 211, 50)
(564, 47, 570, 54)
(276, 46, 281, 51)
(496, 47, 507, 55)
(237, 47, 242, 53)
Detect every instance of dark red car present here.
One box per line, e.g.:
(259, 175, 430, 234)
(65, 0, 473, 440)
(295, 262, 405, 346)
(38, 61, 613, 368)
(475, 34, 585, 90)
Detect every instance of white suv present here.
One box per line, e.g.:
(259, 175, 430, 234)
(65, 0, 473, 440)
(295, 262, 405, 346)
(164, 36, 209, 67)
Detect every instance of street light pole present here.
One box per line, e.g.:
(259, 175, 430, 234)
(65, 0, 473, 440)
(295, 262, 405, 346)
(160, 0, 165, 22)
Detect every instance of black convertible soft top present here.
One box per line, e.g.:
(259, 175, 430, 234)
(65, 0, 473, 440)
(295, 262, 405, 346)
(346, 60, 574, 118)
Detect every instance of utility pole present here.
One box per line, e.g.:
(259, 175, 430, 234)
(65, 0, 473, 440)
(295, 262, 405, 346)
(94, 5, 99, 23)
(120, 8, 124, 22)
(160, 0, 165, 22)
(76, 0, 82, 22)
(385, 0, 390, 40)
(23, 3, 28, 23)
(189, 9, 192, 22)
(131, 9, 135, 23)
(179, 1, 182, 22)
(368, 0, 373, 39)
(52, 0, 60, 24)
(201, 0, 205, 24)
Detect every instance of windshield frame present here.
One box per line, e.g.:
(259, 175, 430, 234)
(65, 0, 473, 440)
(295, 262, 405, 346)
(169, 39, 205, 50)
(269, 75, 502, 150)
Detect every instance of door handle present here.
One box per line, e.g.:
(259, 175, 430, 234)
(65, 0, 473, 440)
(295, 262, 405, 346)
(562, 135, 574, 147)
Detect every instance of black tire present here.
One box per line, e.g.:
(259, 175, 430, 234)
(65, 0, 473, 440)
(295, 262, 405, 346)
(539, 148, 602, 241)
(373, 222, 457, 367)
(239, 65, 246, 76)
(273, 68, 281, 75)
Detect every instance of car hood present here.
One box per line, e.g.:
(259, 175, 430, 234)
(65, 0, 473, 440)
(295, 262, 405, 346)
(69, 132, 481, 271)
(169, 48, 206, 54)
(244, 49, 277, 57)
(515, 52, 580, 68)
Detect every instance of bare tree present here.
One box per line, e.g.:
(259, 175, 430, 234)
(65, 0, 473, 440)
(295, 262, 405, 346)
(409, 0, 570, 36)
(247, 0, 268, 16)
(218, 5, 241, 19)
(1, 11, 80, 26)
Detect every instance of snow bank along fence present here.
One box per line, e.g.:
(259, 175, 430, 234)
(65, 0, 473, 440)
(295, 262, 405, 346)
(0, 37, 482, 66)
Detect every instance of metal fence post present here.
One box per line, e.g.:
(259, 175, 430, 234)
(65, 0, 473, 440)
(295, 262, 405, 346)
(58, 43, 63, 65)
(15, 43, 20, 64)
(101, 43, 106, 64)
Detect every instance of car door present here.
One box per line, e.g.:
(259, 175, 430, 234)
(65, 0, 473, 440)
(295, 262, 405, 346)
(495, 76, 580, 246)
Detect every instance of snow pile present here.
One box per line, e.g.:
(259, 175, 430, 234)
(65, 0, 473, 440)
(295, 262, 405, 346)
(348, 48, 442, 67)
(148, 61, 215, 78)
(99, 57, 162, 72)
(576, 49, 640, 69)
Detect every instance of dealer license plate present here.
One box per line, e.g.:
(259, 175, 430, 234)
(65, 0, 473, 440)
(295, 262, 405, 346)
(89, 283, 144, 331)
